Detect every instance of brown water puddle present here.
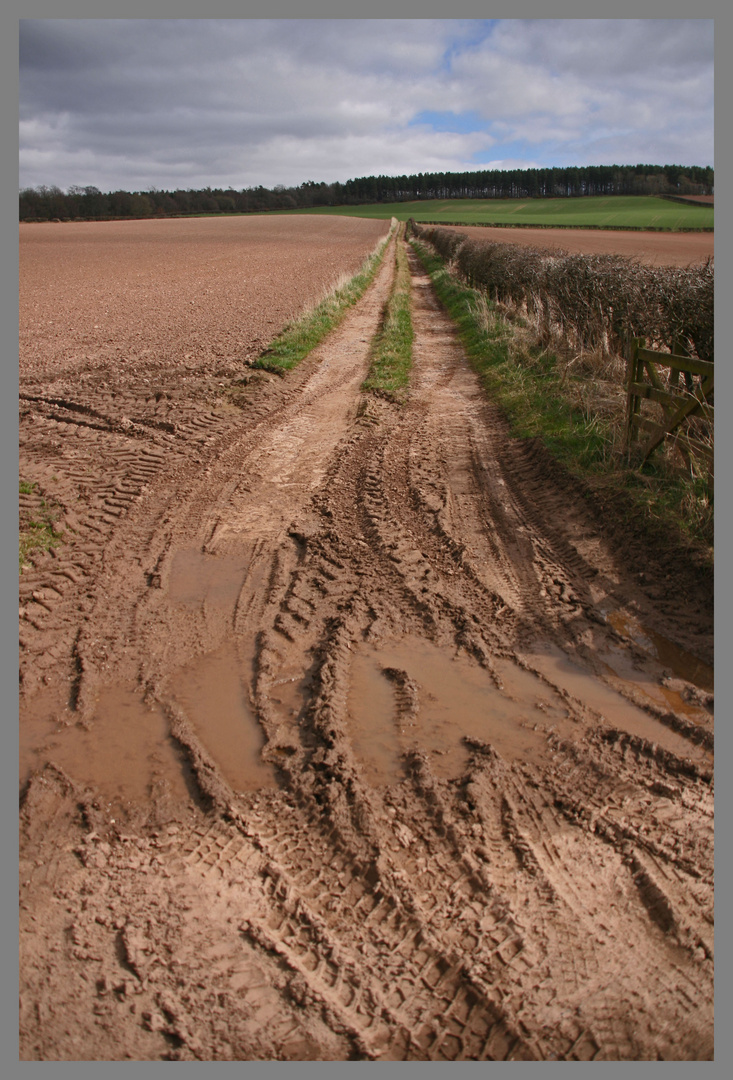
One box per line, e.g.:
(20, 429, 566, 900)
(20, 684, 192, 811)
(269, 668, 313, 722)
(167, 548, 251, 608)
(347, 635, 711, 786)
(523, 643, 711, 764)
(168, 642, 278, 793)
(348, 650, 405, 785)
(347, 638, 576, 784)
(604, 609, 713, 692)
(20, 683, 72, 789)
(592, 637, 712, 725)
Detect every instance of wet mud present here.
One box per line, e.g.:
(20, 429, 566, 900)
(19, 224, 713, 1060)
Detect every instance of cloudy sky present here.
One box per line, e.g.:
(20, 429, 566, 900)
(19, 18, 714, 194)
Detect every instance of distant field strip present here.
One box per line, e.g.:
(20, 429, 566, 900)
(275, 196, 713, 231)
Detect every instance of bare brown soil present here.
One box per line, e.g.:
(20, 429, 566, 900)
(19, 221, 713, 1061)
(19, 216, 389, 384)
(662, 195, 714, 206)
(443, 225, 713, 266)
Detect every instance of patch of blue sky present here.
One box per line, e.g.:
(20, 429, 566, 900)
(438, 19, 497, 73)
(468, 138, 539, 164)
(409, 109, 489, 135)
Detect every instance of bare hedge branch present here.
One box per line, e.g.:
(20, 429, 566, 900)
(410, 222, 713, 365)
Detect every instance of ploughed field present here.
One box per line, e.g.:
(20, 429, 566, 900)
(19, 217, 713, 1061)
(440, 225, 713, 267)
(19, 216, 390, 383)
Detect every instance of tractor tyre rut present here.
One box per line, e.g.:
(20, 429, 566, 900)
(19, 230, 713, 1061)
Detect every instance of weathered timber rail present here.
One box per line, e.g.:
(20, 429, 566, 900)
(625, 337, 714, 475)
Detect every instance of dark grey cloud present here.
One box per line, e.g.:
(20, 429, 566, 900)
(488, 19, 713, 80)
(19, 19, 714, 193)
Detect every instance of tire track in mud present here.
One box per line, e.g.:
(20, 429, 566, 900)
(19, 230, 398, 723)
(236, 248, 712, 1058)
(19, 229, 713, 1060)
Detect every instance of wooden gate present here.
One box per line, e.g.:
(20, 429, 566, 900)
(624, 337, 714, 476)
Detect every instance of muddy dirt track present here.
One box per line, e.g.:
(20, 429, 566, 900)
(19, 221, 713, 1060)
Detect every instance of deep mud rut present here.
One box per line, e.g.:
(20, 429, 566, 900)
(19, 230, 714, 1061)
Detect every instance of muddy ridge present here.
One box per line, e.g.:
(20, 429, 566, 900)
(19, 224, 713, 1061)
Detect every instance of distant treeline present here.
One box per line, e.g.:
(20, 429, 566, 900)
(19, 163, 714, 221)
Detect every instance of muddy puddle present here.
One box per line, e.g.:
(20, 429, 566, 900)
(347, 635, 711, 785)
(523, 642, 711, 764)
(20, 683, 73, 789)
(594, 638, 713, 724)
(604, 608, 714, 692)
(347, 637, 578, 783)
(168, 642, 278, 793)
(167, 548, 251, 608)
(20, 684, 192, 810)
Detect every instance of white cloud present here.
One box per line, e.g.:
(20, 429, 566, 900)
(19, 19, 713, 193)
(241, 128, 496, 189)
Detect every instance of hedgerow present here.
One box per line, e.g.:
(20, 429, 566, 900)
(409, 222, 713, 365)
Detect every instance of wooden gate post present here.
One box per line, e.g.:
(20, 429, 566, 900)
(621, 335, 713, 478)
(624, 336, 644, 450)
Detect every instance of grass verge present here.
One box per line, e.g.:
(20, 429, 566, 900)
(362, 225, 413, 403)
(253, 220, 397, 375)
(409, 237, 713, 562)
(19, 480, 64, 573)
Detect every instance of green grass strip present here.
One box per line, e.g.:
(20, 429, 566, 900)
(253, 221, 396, 374)
(362, 227, 413, 403)
(19, 480, 64, 572)
(409, 237, 713, 558)
(19, 521, 64, 572)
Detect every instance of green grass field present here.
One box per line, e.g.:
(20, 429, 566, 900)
(274, 195, 712, 231)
